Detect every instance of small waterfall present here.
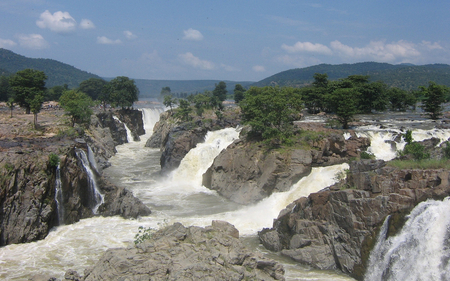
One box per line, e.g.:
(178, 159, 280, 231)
(140, 107, 165, 135)
(113, 116, 134, 143)
(365, 198, 450, 280)
(54, 164, 64, 225)
(171, 127, 240, 185)
(75, 148, 104, 214)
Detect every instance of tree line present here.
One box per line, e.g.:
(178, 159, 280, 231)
(1, 69, 139, 128)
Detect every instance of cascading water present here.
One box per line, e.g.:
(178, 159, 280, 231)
(87, 145, 99, 175)
(54, 164, 64, 225)
(112, 115, 134, 143)
(75, 148, 104, 214)
(0, 108, 355, 280)
(365, 198, 450, 280)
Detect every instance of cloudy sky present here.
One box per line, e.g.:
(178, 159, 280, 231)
(1, 0, 449, 82)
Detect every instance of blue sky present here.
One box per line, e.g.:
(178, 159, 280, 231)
(1, 0, 449, 82)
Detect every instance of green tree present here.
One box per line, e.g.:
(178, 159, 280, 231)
(104, 76, 139, 109)
(78, 78, 107, 100)
(59, 90, 94, 127)
(176, 99, 192, 121)
(0, 75, 13, 102)
(357, 81, 388, 113)
(240, 86, 303, 143)
(163, 95, 177, 112)
(6, 97, 14, 118)
(233, 84, 246, 104)
(213, 81, 227, 102)
(45, 84, 68, 101)
(9, 69, 47, 114)
(420, 82, 449, 120)
(388, 87, 417, 111)
(327, 87, 359, 129)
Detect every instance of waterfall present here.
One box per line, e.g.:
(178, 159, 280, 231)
(54, 164, 64, 225)
(365, 198, 450, 280)
(112, 115, 134, 143)
(356, 127, 450, 161)
(140, 107, 165, 135)
(75, 148, 104, 214)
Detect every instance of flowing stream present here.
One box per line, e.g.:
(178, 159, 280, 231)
(1, 109, 450, 280)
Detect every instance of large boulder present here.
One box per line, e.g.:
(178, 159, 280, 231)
(65, 221, 285, 281)
(203, 132, 370, 205)
(259, 160, 450, 280)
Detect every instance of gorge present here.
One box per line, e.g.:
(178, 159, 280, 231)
(1, 107, 450, 280)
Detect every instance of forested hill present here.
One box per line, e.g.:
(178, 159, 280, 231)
(0, 48, 101, 88)
(253, 62, 450, 90)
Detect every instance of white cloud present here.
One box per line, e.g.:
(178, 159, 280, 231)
(281, 41, 332, 55)
(36, 10, 77, 34)
(16, 34, 48, 49)
(330, 40, 420, 61)
(252, 65, 266, 72)
(0, 38, 17, 48)
(80, 19, 95, 29)
(221, 63, 240, 72)
(179, 52, 214, 70)
(124, 30, 137, 40)
(183, 28, 204, 41)
(97, 36, 122, 45)
(422, 40, 443, 50)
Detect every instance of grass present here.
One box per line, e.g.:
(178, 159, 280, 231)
(387, 159, 450, 169)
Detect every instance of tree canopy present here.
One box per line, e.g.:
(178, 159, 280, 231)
(9, 69, 47, 114)
(102, 76, 139, 109)
(59, 90, 94, 127)
(419, 81, 449, 120)
(78, 78, 107, 100)
(240, 86, 303, 143)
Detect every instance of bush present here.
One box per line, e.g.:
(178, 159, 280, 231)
(402, 142, 429, 161)
(360, 151, 375, 159)
(134, 226, 155, 245)
(48, 153, 60, 168)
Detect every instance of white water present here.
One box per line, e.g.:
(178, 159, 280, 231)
(87, 145, 99, 175)
(365, 198, 450, 280)
(0, 108, 354, 280)
(75, 149, 104, 214)
(112, 115, 134, 143)
(356, 127, 450, 161)
(54, 165, 64, 225)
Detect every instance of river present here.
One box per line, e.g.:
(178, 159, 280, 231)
(0, 108, 449, 280)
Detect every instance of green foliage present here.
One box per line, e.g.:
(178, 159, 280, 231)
(0, 75, 13, 102)
(212, 81, 227, 102)
(59, 90, 94, 127)
(102, 76, 139, 109)
(400, 142, 429, 161)
(233, 84, 246, 103)
(48, 153, 60, 168)
(387, 159, 450, 169)
(388, 87, 416, 111)
(9, 69, 47, 114)
(443, 142, 450, 159)
(175, 99, 192, 121)
(6, 97, 14, 117)
(403, 130, 413, 144)
(327, 87, 359, 129)
(78, 78, 107, 100)
(360, 151, 375, 159)
(240, 86, 303, 144)
(45, 84, 68, 101)
(163, 95, 177, 112)
(4, 162, 14, 172)
(134, 226, 155, 245)
(419, 81, 449, 120)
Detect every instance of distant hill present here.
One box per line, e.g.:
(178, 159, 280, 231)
(253, 62, 450, 90)
(133, 79, 254, 98)
(0, 48, 102, 88)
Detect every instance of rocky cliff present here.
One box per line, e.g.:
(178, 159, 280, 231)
(259, 159, 450, 280)
(146, 111, 240, 174)
(63, 221, 285, 281)
(203, 129, 370, 204)
(0, 109, 149, 246)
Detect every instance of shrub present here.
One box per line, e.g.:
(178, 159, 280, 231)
(134, 226, 155, 245)
(360, 151, 375, 159)
(48, 153, 60, 168)
(402, 142, 429, 161)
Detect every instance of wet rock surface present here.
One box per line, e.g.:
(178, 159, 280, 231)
(259, 159, 450, 280)
(64, 221, 285, 281)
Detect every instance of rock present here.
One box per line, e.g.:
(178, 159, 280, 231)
(259, 161, 450, 280)
(67, 221, 285, 281)
(115, 108, 145, 141)
(203, 132, 370, 205)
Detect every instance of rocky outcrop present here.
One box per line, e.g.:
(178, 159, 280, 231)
(258, 159, 450, 280)
(203, 132, 370, 204)
(155, 117, 240, 174)
(145, 111, 175, 148)
(115, 108, 145, 141)
(65, 221, 285, 281)
(0, 109, 150, 246)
